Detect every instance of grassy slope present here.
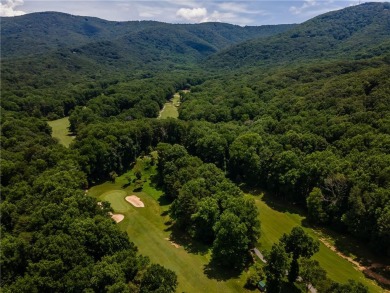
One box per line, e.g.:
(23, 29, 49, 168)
(246, 193, 384, 293)
(88, 158, 250, 293)
(159, 93, 180, 119)
(47, 117, 75, 147)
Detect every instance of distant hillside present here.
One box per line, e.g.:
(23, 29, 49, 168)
(207, 2, 390, 69)
(1, 12, 294, 59)
(0, 12, 294, 98)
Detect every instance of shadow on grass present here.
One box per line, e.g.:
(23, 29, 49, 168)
(158, 194, 172, 206)
(240, 184, 306, 219)
(89, 176, 113, 187)
(203, 258, 245, 281)
(243, 283, 259, 291)
(122, 182, 132, 189)
(165, 224, 209, 255)
(261, 192, 306, 219)
(318, 227, 390, 266)
(281, 282, 304, 293)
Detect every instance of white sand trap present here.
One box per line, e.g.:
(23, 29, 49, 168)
(111, 213, 124, 223)
(126, 195, 145, 207)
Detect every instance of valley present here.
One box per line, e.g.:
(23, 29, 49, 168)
(1, 3, 389, 293)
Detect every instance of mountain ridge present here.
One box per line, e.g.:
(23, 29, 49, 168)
(1, 11, 295, 59)
(206, 2, 390, 69)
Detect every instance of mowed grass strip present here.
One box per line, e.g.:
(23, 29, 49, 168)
(246, 194, 384, 293)
(48, 117, 75, 147)
(158, 93, 180, 119)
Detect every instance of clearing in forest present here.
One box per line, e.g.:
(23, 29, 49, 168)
(158, 93, 180, 119)
(48, 117, 75, 147)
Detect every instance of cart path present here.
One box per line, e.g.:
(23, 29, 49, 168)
(318, 236, 390, 287)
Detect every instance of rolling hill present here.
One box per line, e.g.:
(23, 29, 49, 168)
(207, 2, 390, 69)
(1, 12, 294, 60)
(1, 12, 294, 106)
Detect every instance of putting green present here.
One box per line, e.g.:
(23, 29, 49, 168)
(99, 190, 129, 213)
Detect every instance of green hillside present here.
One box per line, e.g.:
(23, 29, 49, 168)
(207, 2, 390, 69)
(1, 12, 294, 59)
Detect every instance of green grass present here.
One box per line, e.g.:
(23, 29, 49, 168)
(246, 192, 384, 293)
(99, 190, 128, 212)
(48, 117, 75, 147)
(89, 157, 251, 293)
(158, 93, 180, 119)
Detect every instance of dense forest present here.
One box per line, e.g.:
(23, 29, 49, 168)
(1, 2, 389, 292)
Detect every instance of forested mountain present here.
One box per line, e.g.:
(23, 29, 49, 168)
(1, 2, 390, 292)
(1, 12, 294, 59)
(207, 2, 390, 69)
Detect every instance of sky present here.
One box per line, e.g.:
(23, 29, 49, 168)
(0, 0, 387, 25)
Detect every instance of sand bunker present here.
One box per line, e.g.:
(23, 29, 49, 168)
(164, 238, 181, 248)
(110, 213, 124, 223)
(126, 195, 145, 207)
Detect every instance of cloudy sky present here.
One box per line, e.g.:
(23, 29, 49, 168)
(0, 0, 385, 25)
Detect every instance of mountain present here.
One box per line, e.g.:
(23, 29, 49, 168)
(207, 2, 390, 69)
(1, 12, 294, 60)
(1, 12, 294, 99)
